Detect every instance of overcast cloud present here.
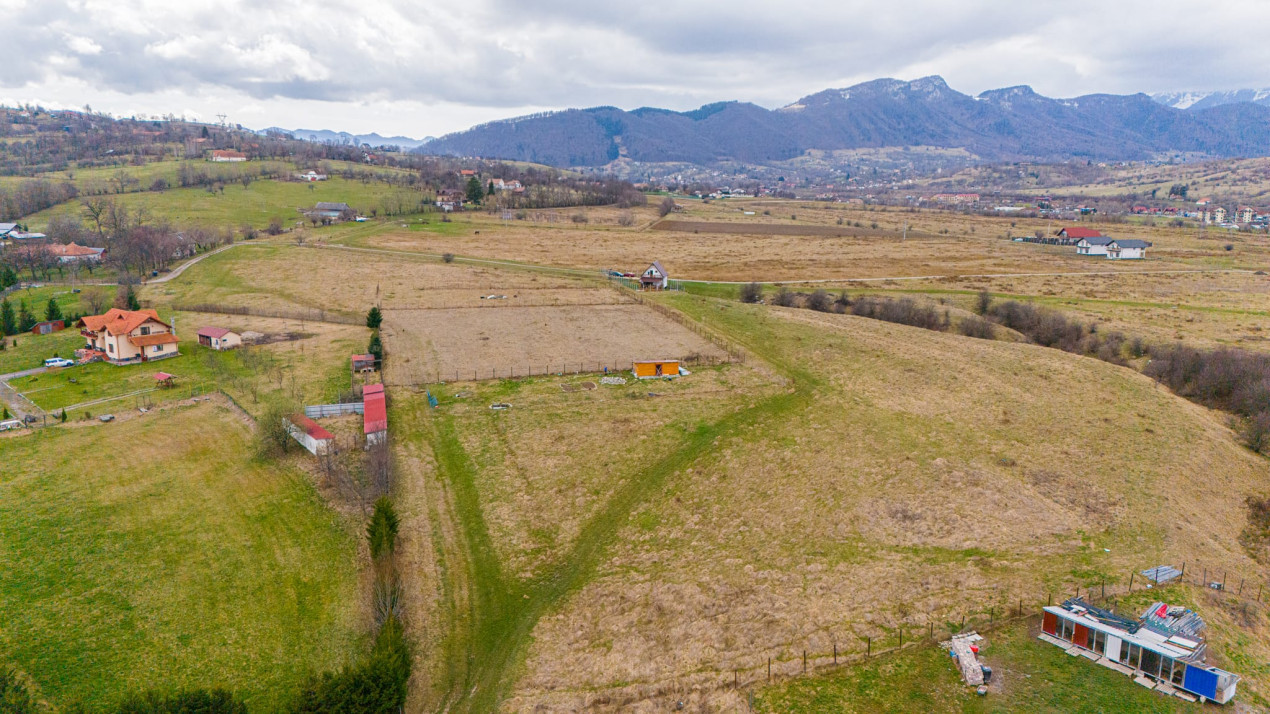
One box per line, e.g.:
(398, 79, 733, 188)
(2, 0, 1268, 138)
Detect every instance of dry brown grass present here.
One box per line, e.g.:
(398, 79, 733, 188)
(355, 201, 1269, 282)
(380, 303, 727, 385)
(506, 304, 1270, 710)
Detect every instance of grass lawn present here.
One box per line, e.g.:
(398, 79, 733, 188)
(0, 402, 366, 709)
(752, 616, 1188, 713)
(0, 328, 83, 375)
(9, 312, 361, 418)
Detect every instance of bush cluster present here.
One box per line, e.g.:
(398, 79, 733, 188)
(851, 296, 949, 331)
(1144, 344, 1270, 453)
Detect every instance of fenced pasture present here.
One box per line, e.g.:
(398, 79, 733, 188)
(380, 303, 730, 385)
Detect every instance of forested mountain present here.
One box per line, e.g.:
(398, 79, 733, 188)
(421, 76, 1270, 167)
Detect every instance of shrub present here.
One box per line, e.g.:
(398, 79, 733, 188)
(617, 211, 635, 227)
(770, 287, 796, 307)
(257, 400, 298, 458)
(570, 212, 588, 224)
(1225, 244, 1235, 251)
(148, 177, 168, 192)
(442, 253, 455, 264)
(240, 224, 257, 241)
(974, 290, 992, 315)
(266, 217, 284, 235)
(958, 315, 996, 339)
(0, 668, 35, 714)
(806, 289, 832, 313)
(367, 497, 400, 560)
(1242, 411, 1270, 454)
(289, 615, 410, 713)
(851, 296, 947, 331)
(366, 307, 383, 329)
(117, 688, 246, 714)
(739, 282, 763, 304)
(658, 197, 676, 217)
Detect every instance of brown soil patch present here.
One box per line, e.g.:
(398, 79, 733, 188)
(380, 304, 726, 385)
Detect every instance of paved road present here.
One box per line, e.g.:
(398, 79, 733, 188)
(0, 367, 47, 423)
(144, 243, 238, 284)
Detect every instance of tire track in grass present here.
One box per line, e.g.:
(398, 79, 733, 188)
(423, 295, 819, 712)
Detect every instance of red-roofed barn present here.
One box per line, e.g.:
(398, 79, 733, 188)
(363, 383, 387, 446)
(287, 414, 334, 455)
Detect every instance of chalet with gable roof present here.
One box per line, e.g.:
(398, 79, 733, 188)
(77, 308, 179, 364)
(640, 261, 669, 289)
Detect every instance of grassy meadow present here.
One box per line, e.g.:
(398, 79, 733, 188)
(0, 402, 366, 709)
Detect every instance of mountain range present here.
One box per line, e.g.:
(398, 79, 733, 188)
(261, 127, 432, 149)
(419, 76, 1270, 168)
(1152, 88, 1270, 111)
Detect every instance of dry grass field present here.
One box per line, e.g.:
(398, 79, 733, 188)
(345, 201, 1265, 282)
(380, 303, 727, 385)
(501, 296, 1270, 711)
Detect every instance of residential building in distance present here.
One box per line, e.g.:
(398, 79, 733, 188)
(1106, 238, 1148, 259)
(209, 149, 247, 162)
(640, 260, 669, 289)
(77, 308, 180, 364)
(1075, 236, 1113, 255)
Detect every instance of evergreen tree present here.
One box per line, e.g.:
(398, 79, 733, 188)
(465, 176, 484, 204)
(487, 180, 495, 198)
(44, 297, 63, 323)
(366, 306, 383, 329)
(126, 286, 140, 311)
(16, 301, 35, 333)
(367, 332, 383, 362)
(0, 266, 16, 289)
(0, 299, 14, 336)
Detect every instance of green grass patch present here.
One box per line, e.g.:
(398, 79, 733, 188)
(0, 403, 366, 709)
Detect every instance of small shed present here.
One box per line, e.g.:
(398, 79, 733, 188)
(351, 353, 377, 373)
(31, 320, 64, 335)
(633, 359, 681, 379)
(197, 326, 242, 351)
(287, 414, 335, 456)
(153, 372, 175, 388)
(640, 261, 669, 289)
(363, 382, 388, 446)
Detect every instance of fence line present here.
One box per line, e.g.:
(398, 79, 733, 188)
(617, 284, 748, 362)
(305, 402, 365, 418)
(172, 302, 363, 326)
(694, 562, 1270, 700)
(384, 353, 735, 387)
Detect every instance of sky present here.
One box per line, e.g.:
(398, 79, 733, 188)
(3, 0, 1269, 140)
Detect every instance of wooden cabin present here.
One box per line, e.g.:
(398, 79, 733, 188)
(633, 359, 680, 379)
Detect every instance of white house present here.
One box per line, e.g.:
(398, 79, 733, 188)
(1106, 239, 1148, 260)
(1075, 236, 1114, 256)
(296, 170, 328, 182)
(197, 326, 242, 351)
(640, 260, 669, 289)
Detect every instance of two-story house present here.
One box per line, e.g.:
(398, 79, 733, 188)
(77, 308, 179, 364)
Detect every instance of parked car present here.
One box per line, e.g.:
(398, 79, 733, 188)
(43, 357, 74, 368)
(99, 414, 115, 422)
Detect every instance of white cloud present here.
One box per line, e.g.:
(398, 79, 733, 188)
(0, 0, 1266, 137)
(65, 35, 102, 55)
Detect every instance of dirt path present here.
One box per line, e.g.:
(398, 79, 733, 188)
(411, 295, 818, 712)
(143, 243, 239, 284)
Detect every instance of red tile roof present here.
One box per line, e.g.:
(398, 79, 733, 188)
(290, 414, 334, 440)
(363, 383, 387, 434)
(1059, 227, 1102, 239)
(78, 309, 170, 336)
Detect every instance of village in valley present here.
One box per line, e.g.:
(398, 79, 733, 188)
(4, 8, 1270, 709)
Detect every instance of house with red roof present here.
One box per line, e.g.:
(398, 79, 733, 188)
(209, 149, 247, 162)
(76, 308, 179, 364)
(197, 326, 242, 351)
(287, 414, 334, 456)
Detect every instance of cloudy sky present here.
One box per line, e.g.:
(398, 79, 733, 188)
(3, 0, 1268, 139)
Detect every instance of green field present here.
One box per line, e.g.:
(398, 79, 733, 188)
(0, 403, 366, 709)
(28, 177, 426, 230)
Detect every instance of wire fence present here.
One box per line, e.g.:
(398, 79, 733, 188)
(385, 353, 735, 387)
(172, 302, 363, 325)
(618, 285, 748, 362)
(699, 561, 1270, 698)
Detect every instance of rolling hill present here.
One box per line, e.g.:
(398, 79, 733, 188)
(420, 76, 1270, 167)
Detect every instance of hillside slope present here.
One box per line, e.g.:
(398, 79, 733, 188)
(422, 76, 1270, 166)
(505, 296, 1270, 710)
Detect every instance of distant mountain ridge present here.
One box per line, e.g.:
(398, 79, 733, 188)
(420, 76, 1270, 168)
(1152, 89, 1270, 111)
(261, 127, 432, 148)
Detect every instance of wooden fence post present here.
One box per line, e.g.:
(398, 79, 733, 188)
(803, 650, 807, 672)
(833, 643, 837, 664)
(1128, 572, 1134, 592)
(1239, 579, 1245, 596)
(899, 627, 903, 648)
(768, 657, 771, 680)
(867, 637, 871, 657)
